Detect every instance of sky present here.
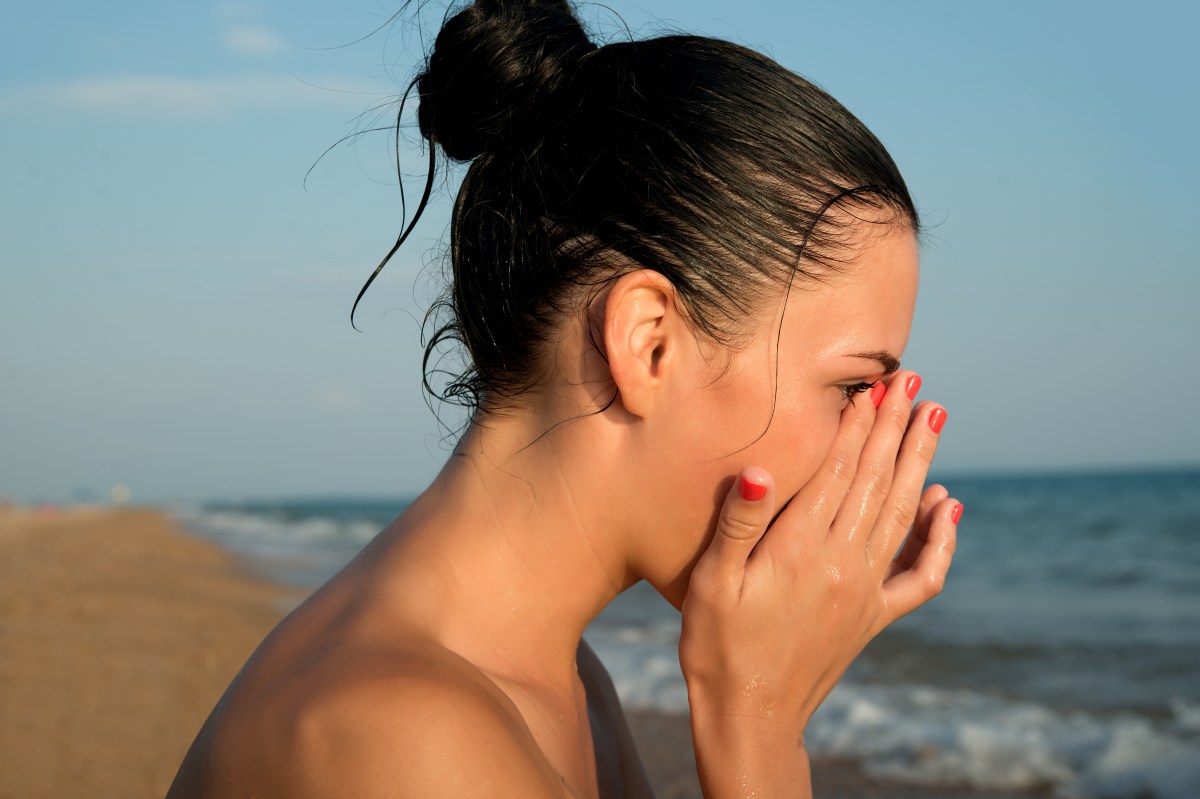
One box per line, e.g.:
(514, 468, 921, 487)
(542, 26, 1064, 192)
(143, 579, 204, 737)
(2, 1, 1198, 503)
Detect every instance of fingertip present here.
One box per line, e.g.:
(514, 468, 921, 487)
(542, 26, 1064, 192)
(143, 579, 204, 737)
(738, 466, 772, 502)
(950, 501, 964, 525)
(739, 476, 767, 502)
(923, 483, 950, 502)
(905, 373, 922, 401)
(869, 380, 887, 408)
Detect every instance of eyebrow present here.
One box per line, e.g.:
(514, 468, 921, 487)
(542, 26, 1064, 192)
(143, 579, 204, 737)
(847, 350, 901, 374)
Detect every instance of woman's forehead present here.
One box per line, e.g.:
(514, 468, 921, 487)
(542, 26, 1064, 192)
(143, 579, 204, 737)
(782, 227, 919, 357)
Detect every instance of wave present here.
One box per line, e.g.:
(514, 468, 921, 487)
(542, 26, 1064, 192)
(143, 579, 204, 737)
(171, 504, 384, 585)
(811, 685, 1200, 799)
(585, 624, 1200, 799)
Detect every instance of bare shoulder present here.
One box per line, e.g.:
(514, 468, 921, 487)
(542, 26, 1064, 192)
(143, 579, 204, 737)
(287, 652, 568, 798)
(177, 645, 569, 799)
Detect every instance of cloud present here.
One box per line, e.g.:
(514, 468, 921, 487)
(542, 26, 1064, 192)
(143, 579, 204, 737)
(313, 386, 361, 412)
(0, 74, 380, 120)
(215, 2, 286, 58)
(215, 0, 260, 22)
(222, 25, 286, 57)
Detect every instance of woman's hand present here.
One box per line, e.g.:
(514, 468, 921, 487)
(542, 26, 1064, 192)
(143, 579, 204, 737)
(679, 372, 960, 798)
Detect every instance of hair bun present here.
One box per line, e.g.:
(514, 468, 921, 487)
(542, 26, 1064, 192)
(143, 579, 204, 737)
(417, 0, 594, 161)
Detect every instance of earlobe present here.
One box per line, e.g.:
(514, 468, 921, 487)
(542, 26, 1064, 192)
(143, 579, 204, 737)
(603, 270, 681, 419)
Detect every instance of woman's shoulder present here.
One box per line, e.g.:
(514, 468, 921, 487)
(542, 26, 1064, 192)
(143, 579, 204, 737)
(275, 645, 569, 796)
(176, 629, 569, 798)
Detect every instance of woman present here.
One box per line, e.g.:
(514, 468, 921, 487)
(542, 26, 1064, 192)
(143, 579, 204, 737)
(170, 1, 959, 796)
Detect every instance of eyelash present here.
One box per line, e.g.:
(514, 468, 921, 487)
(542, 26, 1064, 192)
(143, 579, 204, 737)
(840, 381, 878, 401)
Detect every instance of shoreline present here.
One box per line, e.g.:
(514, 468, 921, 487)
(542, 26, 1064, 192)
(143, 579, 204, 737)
(1, 506, 1035, 798)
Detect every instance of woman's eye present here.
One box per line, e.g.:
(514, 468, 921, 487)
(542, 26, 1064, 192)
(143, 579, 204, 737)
(839, 381, 877, 402)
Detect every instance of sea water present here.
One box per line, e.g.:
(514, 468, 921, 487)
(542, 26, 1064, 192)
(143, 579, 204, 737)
(174, 467, 1200, 798)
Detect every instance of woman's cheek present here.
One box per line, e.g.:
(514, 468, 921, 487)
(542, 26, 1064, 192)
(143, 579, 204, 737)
(770, 405, 842, 498)
(798, 434, 837, 490)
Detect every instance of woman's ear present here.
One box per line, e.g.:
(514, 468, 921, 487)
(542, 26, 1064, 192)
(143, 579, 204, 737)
(602, 269, 689, 419)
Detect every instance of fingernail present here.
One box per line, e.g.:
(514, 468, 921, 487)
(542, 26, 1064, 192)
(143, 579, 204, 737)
(869, 381, 887, 408)
(928, 407, 947, 434)
(739, 476, 767, 502)
(905, 374, 922, 400)
(951, 503, 964, 525)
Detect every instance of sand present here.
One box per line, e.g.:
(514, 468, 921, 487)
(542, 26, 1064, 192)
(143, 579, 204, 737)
(0, 507, 1035, 798)
(0, 507, 297, 798)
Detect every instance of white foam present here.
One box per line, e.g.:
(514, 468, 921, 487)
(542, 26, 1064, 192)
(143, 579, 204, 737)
(586, 622, 1200, 799)
(171, 506, 375, 584)
(1169, 697, 1200, 732)
(810, 684, 1200, 798)
(586, 623, 690, 714)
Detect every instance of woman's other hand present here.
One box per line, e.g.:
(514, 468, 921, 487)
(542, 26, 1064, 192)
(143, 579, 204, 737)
(679, 372, 960, 798)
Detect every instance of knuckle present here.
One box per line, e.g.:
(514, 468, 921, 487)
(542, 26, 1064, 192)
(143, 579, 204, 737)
(911, 435, 938, 465)
(887, 493, 918, 529)
(825, 561, 864, 600)
(822, 452, 854, 486)
(862, 460, 892, 500)
(924, 571, 946, 599)
(884, 402, 909, 436)
(825, 571, 851, 601)
(719, 514, 761, 542)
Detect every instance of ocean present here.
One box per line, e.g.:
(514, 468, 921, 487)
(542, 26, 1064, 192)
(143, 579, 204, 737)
(173, 467, 1200, 798)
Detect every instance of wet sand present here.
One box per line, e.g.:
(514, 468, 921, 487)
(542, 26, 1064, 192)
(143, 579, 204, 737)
(0, 506, 1033, 798)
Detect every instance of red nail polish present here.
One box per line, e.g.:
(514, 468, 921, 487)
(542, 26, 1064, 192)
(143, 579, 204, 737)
(870, 381, 887, 408)
(928, 407, 947, 434)
(951, 503, 963, 524)
(739, 476, 767, 502)
(905, 374, 922, 400)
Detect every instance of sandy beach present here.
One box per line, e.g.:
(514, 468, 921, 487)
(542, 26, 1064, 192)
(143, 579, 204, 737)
(0, 507, 296, 798)
(0, 507, 1036, 798)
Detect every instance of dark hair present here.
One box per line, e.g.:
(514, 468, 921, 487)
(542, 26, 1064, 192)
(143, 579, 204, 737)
(357, 0, 917, 415)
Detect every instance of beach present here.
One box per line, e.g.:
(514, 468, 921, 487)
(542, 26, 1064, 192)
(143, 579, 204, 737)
(2, 496, 1191, 798)
(0, 507, 295, 798)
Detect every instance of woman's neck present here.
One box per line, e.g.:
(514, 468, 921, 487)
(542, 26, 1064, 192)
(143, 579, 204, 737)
(379, 410, 635, 689)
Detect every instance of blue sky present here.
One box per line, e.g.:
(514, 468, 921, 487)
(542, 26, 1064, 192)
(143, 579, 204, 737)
(2, 1, 1198, 503)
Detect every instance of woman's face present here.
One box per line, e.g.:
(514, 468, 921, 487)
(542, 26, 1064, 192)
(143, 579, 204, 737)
(642, 222, 921, 606)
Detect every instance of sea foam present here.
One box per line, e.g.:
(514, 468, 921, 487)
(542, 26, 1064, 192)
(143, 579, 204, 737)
(586, 623, 1200, 799)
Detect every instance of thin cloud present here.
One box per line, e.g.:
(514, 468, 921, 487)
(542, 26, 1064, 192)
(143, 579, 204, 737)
(215, 0, 259, 22)
(313, 386, 361, 413)
(223, 25, 287, 57)
(215, 1, 285, 58)
(0, 74, 380, 120)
